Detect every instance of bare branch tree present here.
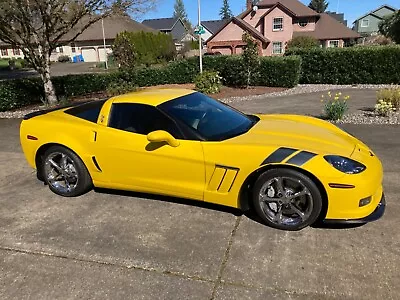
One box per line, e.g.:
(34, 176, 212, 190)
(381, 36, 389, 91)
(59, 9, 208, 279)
(0, 0, 156, 105)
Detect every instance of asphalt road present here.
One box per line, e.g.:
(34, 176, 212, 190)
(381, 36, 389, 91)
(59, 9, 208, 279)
(0, 90, 399, 300)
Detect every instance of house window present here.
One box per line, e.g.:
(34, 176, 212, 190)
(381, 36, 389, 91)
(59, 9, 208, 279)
(273, 42, 283, 54)
(329, 40, 339, 48)
(361, 19, 369, 27)
(58, 47, 64, 54)
(13, 48, 20, 55)
(298, 18, 308, 27)
(273, 17, 283, 31)
(1, 48, 7, 56)
(71, 43, 76, 53)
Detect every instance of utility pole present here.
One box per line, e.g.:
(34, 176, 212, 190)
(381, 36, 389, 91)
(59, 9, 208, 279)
(101, 18, 108, 70)
(197, 0, 203, 73)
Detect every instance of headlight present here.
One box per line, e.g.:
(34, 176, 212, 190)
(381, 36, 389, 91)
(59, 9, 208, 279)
(324, 155, 366, 174)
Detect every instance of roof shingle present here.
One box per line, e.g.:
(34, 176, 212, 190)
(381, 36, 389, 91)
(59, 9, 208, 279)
(293, 13, 360, 40)
(257, 0, 319, 17)
(142, 18, 179, 31)
(201, 20, 229, 34)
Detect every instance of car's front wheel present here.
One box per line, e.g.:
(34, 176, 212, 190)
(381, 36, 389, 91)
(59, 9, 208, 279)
(252, 168, 322, 231)
(43, 146, 92, 197)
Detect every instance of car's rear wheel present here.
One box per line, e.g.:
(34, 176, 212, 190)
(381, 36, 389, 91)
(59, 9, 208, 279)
(252, 168, 322, 231)
(43, 146, 92, 197)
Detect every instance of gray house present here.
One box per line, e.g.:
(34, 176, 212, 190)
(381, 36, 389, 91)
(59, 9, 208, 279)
(353, 5, 397, 36)
(142, 17, 195, 47)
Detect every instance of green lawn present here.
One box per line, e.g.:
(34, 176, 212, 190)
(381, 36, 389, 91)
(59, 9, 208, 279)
(0, 58, 24, 70)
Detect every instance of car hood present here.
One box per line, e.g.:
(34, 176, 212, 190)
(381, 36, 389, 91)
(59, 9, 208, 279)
(229, 114, 358, 157)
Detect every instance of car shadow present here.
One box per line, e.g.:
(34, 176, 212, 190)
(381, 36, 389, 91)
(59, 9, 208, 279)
(93, 187, 243, 216)
(93, 188, 367, 231)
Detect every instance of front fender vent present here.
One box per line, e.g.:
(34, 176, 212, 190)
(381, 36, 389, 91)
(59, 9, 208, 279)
(208, 165, 239, 193)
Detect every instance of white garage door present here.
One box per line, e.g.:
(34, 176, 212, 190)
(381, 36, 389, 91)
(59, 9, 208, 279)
(81, 48, 98, 62)
(98, 47, 112, 62)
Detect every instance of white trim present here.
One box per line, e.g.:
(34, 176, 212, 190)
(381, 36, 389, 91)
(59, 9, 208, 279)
(272, 41, 283, 54)
(328, 40, 340, 48)
(273, 17, 284, 31)
(361, 19, 369, 27)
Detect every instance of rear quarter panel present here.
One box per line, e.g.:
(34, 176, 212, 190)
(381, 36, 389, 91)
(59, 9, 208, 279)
(20, 111, 102, 181)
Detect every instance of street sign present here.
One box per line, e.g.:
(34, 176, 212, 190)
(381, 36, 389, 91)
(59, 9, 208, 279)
(194, 25, 206, 35)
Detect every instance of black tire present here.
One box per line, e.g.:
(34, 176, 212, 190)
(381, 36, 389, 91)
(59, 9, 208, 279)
(42, 145, 92, 197)
(252, 168, 322, 231)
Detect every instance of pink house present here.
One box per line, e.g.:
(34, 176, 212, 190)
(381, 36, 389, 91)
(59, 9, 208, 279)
(206, 0, 360, 56)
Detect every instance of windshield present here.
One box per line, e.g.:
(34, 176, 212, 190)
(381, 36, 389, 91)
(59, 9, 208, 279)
(158, 92, 259, 141)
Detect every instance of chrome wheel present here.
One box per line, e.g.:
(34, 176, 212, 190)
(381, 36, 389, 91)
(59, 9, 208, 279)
(44, 152, 79, 194)
(258, 176, 314, 227)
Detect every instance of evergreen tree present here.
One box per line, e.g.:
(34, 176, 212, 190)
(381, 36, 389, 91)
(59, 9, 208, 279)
(173, 0, 191, 29)
(220, 0, 233, 20)
(308, 0, 329, 13)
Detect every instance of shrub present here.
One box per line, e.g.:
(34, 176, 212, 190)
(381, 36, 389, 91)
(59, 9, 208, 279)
(106, 80, 138, 96)
(194, 71, 222, 94)
(375, 100, 396, 116)
(58, 55, 71, 63)
(255, 56, 301, 88)
(286, 36, 320, 50)
(286, 46, 400, 84)
(0, 77, 44, 111)
(376, 86, 400, 109)
(321, 91, 349, 121)
(113, 31, 176, 68)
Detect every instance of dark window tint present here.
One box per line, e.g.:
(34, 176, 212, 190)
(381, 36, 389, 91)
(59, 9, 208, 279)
(159, 92, 257, 141)
(64, 100, 106, 123)
(108, 103, 182, 138)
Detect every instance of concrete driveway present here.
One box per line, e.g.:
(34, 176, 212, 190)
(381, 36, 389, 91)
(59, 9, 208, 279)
(0, 89, 399, 299)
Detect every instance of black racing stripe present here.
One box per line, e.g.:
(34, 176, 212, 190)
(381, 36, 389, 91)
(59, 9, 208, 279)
(286, 151, 317, 166)
(261, 147, 298, 165)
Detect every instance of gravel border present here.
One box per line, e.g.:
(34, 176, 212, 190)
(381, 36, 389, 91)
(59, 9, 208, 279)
(220, 83, 400, 104)
(1, 84, 399, 123)
(334, 111, 400, 125)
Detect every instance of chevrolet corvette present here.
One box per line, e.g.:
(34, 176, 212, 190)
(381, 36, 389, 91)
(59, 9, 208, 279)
(20, 89, 385, 230)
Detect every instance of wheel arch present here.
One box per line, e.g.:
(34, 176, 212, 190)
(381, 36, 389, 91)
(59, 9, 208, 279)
(238, 164, 328, 221)
(35, 143, 88, 181)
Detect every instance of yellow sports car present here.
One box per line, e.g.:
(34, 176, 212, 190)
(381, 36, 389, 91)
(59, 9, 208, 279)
(20, 89, 385, 230)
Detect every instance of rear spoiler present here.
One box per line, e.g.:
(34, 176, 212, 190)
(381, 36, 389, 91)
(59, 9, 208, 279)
(23, 101, 92, 120)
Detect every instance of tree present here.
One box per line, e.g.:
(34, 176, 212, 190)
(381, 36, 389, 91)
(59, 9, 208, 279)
(219, 0, 233, 20)
(0, 0, 156, 106)
(173, 0, 191, 30)
(379, 11, 400, 44)
(308, 0, 328, 13)
(241, 32, 260, 88)
(287, 36, 320, 50)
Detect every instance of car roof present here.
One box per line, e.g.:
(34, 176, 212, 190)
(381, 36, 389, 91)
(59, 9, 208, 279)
(110, 88, 196, 106)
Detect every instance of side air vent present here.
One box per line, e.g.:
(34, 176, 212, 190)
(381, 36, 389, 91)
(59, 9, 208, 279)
(207, 165, 239, 193)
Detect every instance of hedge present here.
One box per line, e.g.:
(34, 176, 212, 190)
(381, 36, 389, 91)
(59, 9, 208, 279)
(0, 55, 301, 112)
(0, 73, 116, 111)
(120, 55, 301, 88)
(286, 45, 400, 84)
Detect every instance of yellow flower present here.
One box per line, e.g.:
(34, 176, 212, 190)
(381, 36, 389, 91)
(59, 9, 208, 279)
(338, 92, 342, 96)
(321, 95, 324, 98)
(344, 96, 350, 100)
(334, 96, 339, 100)
(320, 99, 324, 102)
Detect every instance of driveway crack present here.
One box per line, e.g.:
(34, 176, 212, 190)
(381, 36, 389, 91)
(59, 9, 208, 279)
(210, 216, 242, 300)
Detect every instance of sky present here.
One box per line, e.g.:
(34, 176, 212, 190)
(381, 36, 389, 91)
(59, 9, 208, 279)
(140, 0, 399, 26)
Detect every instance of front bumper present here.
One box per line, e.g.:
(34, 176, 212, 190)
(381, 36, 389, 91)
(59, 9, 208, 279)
(324, 193, 386, 224)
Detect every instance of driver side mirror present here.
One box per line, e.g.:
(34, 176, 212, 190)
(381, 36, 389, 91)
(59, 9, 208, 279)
(147, 130, 180, 147)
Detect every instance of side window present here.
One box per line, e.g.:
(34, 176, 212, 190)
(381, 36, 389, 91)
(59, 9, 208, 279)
(64, 100, 106, 123)
(108, 103, 182, 138)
